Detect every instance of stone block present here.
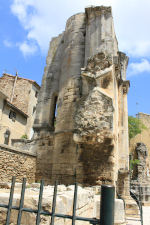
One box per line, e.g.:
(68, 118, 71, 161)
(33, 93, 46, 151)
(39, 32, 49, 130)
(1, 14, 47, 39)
(94, 197, 125, 224)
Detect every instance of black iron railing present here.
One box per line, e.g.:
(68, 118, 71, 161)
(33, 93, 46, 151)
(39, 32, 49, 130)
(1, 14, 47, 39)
(0, 177, 100, 225)
(0, 176, 116, 225)
(117, 171, 143, 225)
(130, 172, 143, 225)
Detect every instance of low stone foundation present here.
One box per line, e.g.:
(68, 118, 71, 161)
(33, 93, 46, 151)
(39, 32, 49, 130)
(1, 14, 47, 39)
(0, 144, 36, 183)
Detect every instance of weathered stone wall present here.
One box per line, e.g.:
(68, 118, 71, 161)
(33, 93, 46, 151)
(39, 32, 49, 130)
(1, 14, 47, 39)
(35, 134, 54, 184)
(0, 74, 32, 114)
(130, 142, 150, 203)
(11, 139, 34, 151)
(135, 143, 149, 184)
(28, 6, 129, 186)
(51, 132, 77, 185)
(25, 84, 39, 139)
(0, 144, 36, 183)
(139, 112, 150, 128)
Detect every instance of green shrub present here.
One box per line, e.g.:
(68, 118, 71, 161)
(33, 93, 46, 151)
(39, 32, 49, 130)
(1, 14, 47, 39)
(128, 115, 147, 140)
(21, 134, 28, 139)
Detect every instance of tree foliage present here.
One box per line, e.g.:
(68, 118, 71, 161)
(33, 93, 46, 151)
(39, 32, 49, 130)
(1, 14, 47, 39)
(128, 115, 147, 140)
(130, 159, 140, 170)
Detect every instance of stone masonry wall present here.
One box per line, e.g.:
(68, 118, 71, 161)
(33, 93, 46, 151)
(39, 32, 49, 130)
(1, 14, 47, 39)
(35, 134, 54, 184)
(136, 143, 149, 184)
(0, 144, 36, 183)
(0, 73, 32, 114)
(28, 6, 129, 186)
(139, 112, 150, 128)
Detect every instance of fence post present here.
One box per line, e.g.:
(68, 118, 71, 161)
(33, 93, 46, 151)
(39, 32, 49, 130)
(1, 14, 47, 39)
(100, 185, 115, 225)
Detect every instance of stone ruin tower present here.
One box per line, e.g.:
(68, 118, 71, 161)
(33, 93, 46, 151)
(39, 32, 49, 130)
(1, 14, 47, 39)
(31, 6, 130, 186)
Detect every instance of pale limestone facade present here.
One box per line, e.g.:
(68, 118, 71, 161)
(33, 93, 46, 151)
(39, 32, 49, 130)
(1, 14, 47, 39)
(0, 99, 28, 145)
(25, 6, 130, 186)
(0, 73, 40, 144)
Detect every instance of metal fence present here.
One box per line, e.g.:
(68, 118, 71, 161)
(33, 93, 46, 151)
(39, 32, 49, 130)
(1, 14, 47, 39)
(117, 171, 143, 225)
(0, 177, 115, 225)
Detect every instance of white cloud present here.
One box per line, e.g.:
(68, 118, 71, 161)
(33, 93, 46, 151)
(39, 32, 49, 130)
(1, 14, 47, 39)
(10, 0, 150, 57)
(111, 0, 150, 58)
(127, 59, 150, 77)
(16, 41, 38, 56)
(10, 0, 116, 55)
(120, 41, 150, 58)
(4, 40, 13, 48)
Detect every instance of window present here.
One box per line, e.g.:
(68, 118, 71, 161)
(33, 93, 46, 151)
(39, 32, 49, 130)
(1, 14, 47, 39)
(35, 91, 38, 98)
(9, 110, 16, 122)
(32, 106, 36, 115)
(49, 93, 58, 128)
(53, 96, 58, 127)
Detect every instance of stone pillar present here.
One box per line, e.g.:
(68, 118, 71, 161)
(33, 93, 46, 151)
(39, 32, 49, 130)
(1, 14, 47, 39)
(117, 52, 129, 171)
(29, 6, 130, 186)
(84, 6, 118, 66)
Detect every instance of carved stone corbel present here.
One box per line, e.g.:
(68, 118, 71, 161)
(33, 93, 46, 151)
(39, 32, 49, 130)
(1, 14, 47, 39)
(123, 80, 130, 94)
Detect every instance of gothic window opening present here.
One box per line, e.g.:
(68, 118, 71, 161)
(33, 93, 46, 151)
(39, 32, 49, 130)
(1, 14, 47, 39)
(35, 91, 38, 98)
(52, 96, 58, 127)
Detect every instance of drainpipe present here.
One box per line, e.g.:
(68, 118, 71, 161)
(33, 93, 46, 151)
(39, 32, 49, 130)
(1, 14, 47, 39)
(10, 70, 18, 103)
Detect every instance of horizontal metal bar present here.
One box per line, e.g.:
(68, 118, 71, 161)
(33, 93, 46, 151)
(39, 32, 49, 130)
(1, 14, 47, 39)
(0, 205, 100, 223)
(43, 212, 100, 223)
(41, 211, 100, 222)
(0, 205, 38, 213)
(0, 204, 9, 208)
(75, 216, 100, 223)
(40, 211, 100, 223)
(0, 206, 99, 223)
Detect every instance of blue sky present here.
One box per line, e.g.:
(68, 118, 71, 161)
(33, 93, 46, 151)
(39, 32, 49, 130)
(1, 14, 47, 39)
(0, 0, 150, 116)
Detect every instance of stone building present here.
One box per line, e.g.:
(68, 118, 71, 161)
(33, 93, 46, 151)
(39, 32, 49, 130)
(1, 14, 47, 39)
(25, 5, 130, 186)
(0, 72, 40, 144)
